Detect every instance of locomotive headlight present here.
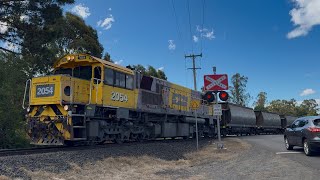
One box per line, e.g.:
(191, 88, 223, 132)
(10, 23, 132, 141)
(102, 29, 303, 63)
(64, 105, 69, 111)
(27, 106, 31, 113)
(67, 56, 71, 60)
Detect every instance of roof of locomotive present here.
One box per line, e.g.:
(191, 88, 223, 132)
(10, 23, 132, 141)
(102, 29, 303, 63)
(53, 54, 134, 74)
(54, 54, 203, 94)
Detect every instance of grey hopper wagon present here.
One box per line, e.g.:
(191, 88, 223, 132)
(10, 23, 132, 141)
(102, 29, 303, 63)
(255, 111, 282, 134)
(221, 103, 257, 136)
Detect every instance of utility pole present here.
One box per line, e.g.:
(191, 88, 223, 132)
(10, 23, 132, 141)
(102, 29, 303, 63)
(185, 53, 202, 91)
(185, 53, 202, 150)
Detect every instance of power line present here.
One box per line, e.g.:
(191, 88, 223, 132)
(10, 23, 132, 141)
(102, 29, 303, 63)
(199, 0, 206, 89)
(171, 0, 189, 87)
(187, 0, 194, 53)
(200, 0, 206, 54)
(171, 0, 186, 54)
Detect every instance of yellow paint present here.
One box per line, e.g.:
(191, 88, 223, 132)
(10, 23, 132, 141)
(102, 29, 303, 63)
(28, 104, 71, 141)
(190, 100, 200, 110)
(102, 85, 135, 109)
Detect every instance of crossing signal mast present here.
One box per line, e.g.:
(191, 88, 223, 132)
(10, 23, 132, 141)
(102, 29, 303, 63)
(203, 67, 229, 149)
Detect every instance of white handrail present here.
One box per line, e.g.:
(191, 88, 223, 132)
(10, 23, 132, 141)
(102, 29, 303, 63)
(87, 80, 93, 105)
(22, 79, 31, 109)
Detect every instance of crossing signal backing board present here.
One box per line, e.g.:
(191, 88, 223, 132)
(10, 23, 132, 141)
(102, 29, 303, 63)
(204, 74, 228, 91)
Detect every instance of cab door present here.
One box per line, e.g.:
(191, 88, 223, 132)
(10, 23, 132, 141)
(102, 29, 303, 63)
(91, 65, 103, 105)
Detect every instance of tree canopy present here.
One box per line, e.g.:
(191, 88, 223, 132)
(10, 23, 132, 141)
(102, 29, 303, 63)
(23, 12, 103, 75)
(0, 0, 74, 53)
(254, 92, 267, 111)
(0, 52, 29, 148)
(132, 64, 167, 80)
(229, 73, 251, 106)
(1, 1, 103, 75)
(266, 99, 318, 117)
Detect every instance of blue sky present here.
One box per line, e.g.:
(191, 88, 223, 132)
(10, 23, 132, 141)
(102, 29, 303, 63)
(63, 0, 320, 106)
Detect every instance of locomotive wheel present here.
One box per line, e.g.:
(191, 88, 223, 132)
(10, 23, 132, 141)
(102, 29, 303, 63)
(98, 140, 106, 145)
(114, 134, 124, 144)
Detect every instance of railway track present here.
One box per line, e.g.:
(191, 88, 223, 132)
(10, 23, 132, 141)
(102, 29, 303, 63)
(0, 146, 69, 157)
(0, 137, 208, 157)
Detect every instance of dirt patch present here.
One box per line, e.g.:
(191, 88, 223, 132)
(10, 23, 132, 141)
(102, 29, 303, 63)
(186, 138, 251, 166)
(16, 138, 250, 180)
(0, 176, 10, 180)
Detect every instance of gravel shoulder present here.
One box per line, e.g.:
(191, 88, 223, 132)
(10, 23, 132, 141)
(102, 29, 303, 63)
(1, 137, 319, 180)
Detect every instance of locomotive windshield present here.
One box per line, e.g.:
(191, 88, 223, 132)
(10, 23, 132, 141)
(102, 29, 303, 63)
(74, 66, 92, 80)
(54, 68, 72, 76)
(54, 66, 92, 80)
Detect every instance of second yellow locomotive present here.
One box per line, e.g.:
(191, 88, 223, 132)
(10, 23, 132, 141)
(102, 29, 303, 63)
(24, 54, 215, 145)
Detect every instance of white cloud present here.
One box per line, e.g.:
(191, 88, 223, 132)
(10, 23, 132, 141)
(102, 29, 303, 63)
(20, 15, 29, 22)
(300, 88, 316, 96)
(157, 67, 164, 71)
(287, 0, 320, 39)
(193, 35, 199, 42)
(97, 15, 115, 30)
(196, 25, 215, 40)
(114, 60, 123, 65)
(168, 40, 176, 50)
(202, 30, 215, 40)
(71, 4, 91, 19)
(3, 41, 20, 53)
(0, 21, 8, 34)
(196, 26, 208, 33)
(296, 100, 303, 105)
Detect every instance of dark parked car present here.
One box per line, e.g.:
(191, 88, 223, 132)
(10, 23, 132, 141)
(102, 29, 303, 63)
(284, 116, 320, 156)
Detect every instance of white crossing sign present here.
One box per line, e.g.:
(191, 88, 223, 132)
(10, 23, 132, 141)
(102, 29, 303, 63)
(203, 74, 228, 91)
(213, 104, 222, 116)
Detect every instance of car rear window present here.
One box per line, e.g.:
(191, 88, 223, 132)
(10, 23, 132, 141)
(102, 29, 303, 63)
(313, 119, 320, 127)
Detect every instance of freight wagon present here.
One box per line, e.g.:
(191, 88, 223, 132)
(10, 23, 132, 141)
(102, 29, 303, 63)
(220, 103, 298, 136)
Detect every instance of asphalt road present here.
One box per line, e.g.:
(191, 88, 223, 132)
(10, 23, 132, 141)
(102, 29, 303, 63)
(239, 135, 320, 171)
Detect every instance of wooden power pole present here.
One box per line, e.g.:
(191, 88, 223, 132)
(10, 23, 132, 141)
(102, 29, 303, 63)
(185, 53, 202, 91)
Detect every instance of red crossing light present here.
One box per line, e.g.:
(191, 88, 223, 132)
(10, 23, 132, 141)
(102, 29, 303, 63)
(203, 91, 215, 103)
(219, 91, 229, 101)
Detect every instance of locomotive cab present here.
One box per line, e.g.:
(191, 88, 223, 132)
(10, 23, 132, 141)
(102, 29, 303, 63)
(24, 54, 135, 145)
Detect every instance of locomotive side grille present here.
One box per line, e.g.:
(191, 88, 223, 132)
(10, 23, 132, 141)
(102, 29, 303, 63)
(141, 91, 162, 105)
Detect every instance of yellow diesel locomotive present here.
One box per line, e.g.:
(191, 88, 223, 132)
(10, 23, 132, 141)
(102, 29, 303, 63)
(23, 54, 215, 145)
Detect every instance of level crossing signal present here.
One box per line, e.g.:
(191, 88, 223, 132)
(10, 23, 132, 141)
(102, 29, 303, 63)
(219, 91, 229, 101)
(203, 91, 215, 103)
(203, 91, 229, 103)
